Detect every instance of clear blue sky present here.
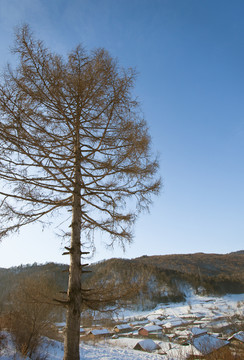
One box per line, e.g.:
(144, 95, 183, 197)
(0, 0, 244, 268)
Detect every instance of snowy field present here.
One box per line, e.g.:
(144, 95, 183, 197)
(1, 337, 165, 360)
(1, 293, 244, 360)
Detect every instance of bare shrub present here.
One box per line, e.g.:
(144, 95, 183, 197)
(9, 274, 59, 359)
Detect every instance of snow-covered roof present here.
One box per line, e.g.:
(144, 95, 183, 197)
(175, 329, 191, 338)
(152, 319, 167, 326)
(192, 334, 229, 355)
(114, 324, 132, 330)
(134, 339, 160, 352)
(89, 329, 110, 336)
(129, 320, 148, 326)
(139, 325, 162, 332)
(189, 327, 207, 336)
(163, 319, 184, 328)
(157, 341, 173, 352)
(228, 331, 244, 343)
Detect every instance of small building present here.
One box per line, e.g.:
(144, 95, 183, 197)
(151, 319, 168, 326)
(166, 344, 202, 359)
(176, 328, 208, 345)
(88, 328, 111, 338)
(162, 317, 186, 329)
(157, 341, 173, 354)
(113, 324, 133, 333)
(129, 319, 148, 328)
(189, 327, 207, 338)
(175, 329, 191, 342)
(134, 339, 161, 353)
(138, 325, 162, 337)
(190, 334, 229, 357)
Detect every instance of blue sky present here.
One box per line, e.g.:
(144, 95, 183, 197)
(0, 0, 244, 268)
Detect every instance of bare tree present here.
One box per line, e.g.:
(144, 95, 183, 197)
(0, 25, 160, 360)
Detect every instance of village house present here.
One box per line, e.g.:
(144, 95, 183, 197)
(166, 344, 202, 359)
(138, 324, 162, 337)
(150, 319, 168, 326)
(189, 327, 207, 338)
(188, 333, 229, 359)
(129, 319, 148, 328)
(134, 339, 161, 353)
(87, 328, 112, 339)
(175, 329, 192, 343)
(113, 324, 133, 333)
(161, 317, 187, 330)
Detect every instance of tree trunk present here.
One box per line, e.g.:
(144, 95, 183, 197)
(64, 141, 82, 360)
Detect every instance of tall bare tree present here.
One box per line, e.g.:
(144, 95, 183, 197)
(0, 25, 160, 360)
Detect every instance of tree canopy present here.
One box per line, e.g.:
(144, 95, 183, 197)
(0, 25, 160, 245)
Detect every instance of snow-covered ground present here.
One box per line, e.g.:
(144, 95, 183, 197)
(123, 293, 244, 321)
(1, 336, 165, 360)
(1, 293, 244, 359)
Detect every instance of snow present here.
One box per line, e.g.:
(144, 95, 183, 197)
(79, 342, 164, 359)
(0, 332, 49, 360)
(1, 337, 165, 360)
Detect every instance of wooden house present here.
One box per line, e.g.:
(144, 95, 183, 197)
(189, 334, 229, 359)
(87, 328, 111, 339)
(113, 324, 133, 333)
(138, 324, 162, 337)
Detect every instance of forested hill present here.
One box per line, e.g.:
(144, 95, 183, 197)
(87, 251, 244, 299)
(134, 251, 244, 276)
(0, 251, 244, 309)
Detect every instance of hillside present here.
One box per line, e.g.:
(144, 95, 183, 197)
(0, 251, 244, 310)
(134, 251, 244, 276)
